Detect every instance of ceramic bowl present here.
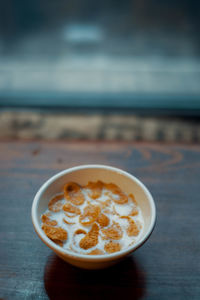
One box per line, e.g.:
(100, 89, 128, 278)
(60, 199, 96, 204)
(32, 164, 156, 269)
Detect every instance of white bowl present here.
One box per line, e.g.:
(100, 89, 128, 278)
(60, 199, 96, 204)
(32, 164, 156, 269)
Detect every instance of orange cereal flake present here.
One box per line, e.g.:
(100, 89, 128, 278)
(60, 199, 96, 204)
(41, 214, 58, 226)
(42, 224, 68, 241)
(53, 240, 63, 247)
(97, 213, 110, 227)
(105, 183, 128, 204)
(121, 216, 140, 236)
(85, 180, 104, 199)
(79, 205, 100, 226)
(88, 249, 104, 255)
(63, 218, 75, 225)
(79, 223, 99, 250)
(64, 182, 85, 206)
(48, 194, 64, 212)
(101, 221, 123, 240)
(63, 202, 81, 216)
(74, 229, 87, 235)
(129, 208, 139, 216)
(104, 241, 121, 254)
(129, 193, 137, 205)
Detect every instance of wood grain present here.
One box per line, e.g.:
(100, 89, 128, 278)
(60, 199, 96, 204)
(0, 141, 200, 300)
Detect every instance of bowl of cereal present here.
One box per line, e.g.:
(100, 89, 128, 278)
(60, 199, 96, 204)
(32, 165, 156, 269)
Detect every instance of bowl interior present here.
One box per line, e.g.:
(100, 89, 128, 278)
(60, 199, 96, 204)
(35, 166, 154, 245)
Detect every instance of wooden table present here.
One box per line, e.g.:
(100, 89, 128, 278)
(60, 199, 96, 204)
(0, 141, 200, 300)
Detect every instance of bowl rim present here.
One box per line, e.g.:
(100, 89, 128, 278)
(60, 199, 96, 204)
(32, 164, 156, 262)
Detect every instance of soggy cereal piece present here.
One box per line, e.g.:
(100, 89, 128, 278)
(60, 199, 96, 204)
(64, 182, 85, 206)
(129, 193, 137, 205)
(101, 199, 112, 209)
(88, 249, 104, 255)
(41, 214, 58, 226)
(63, 218, 75, 225)
(104, 241, 121, 254)
(101, 221, 123, 240)
(53, 240, 64, 247)
(79, 205, 101, 226)
(97, 213, 110, 227)
(48, 194, 64, 212)
(105, 183, 128, 204)
(75, 229, 87, 235)
(63, 203, 81, 217)
(42, 224, 68, 241)
(79, 223, 99, 250)
(121, 216, 140, 236)
(86, 181, 104, 199)
(129, 208, 139, 216)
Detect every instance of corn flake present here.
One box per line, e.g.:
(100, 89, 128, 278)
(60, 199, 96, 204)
(85, 180, 104, 199)
(121, 216, 140, 236)
(104, 241, 121, 253)
(101, 221, 123, 240)
(42, 224, 68, 241)
(41, 214, 57, 226)
(105, 183, 128, 204)
(97, 213, 110, 227)
(79, 223, 99, 250)
(48, 194, 64, 212)
(64, 182, 85, 205)
(79, 205, 100, 226)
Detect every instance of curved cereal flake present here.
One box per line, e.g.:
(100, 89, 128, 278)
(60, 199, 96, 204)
(85, 180, 104, 199)
(129, 208, 139, 216)
(74, 229, 87, 235)
(63, 218, 75, 225)
(41, 214, 58, 226)
(63, 203, 81, 216)
(105, 183, 128, 204)
(42, 224, 68, 241)
(121, 216, 140, 236)
(104, 241, 121, 254)
(79, 223, 99, 250)
(101, 199, 111, 209)
(48, 194, 64, 212)
(97, 213, 110, 227)
(101, 221, 123, 240)
(53, 240, 63, 247)
(129, 193, 137, 205)
(79, 205, 100, 226)
(88, 249, 104, 255)
(64, 182, 85, 206)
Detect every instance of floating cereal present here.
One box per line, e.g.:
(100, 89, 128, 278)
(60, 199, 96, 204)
(53, 240, 63, 247)
(97, 213, 110, 227)
(63, 202, 81, 217)
(41, 214, 57, 226)
(63, 218, 75, 225)
(129, 208, 139, 216)
(104, 241, 121, 253)
(79, 223, 99, 250)
(88, 249, 104, 255)
(64, 182, 85, 205)
(105, 183, 128, 204)
(42, 224, 68, 241)
(129, 193, 137, 205)
(86, 180, 104, 199)
(101, 221, 123, 240)
(121, 216, 140, 236)
(79, 205, 100, 226)
(75, 229, 87, 235)
(48, 194, 64, 212)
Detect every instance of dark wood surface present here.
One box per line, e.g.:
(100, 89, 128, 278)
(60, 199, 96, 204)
(0, 141, 200, 300)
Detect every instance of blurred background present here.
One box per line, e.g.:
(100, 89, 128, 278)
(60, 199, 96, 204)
(0, 0, 200, 142)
